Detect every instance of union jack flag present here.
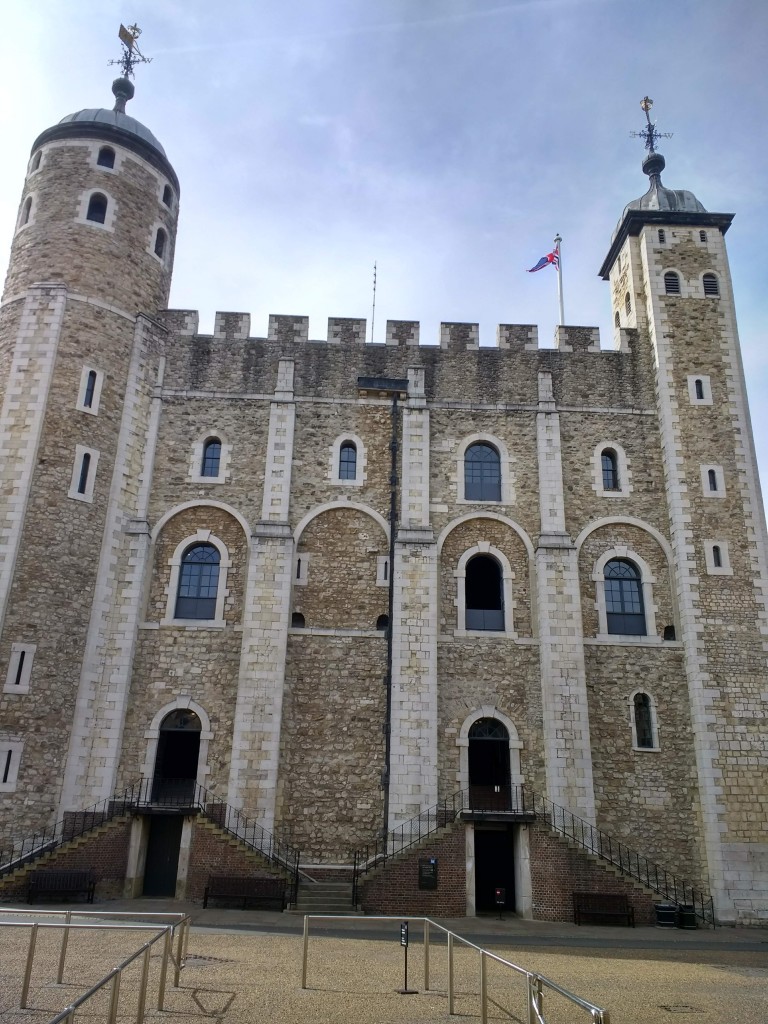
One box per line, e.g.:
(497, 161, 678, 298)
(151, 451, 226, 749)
(528, 245, 560, 273)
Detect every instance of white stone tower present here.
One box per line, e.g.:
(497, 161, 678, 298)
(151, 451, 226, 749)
(0, 64, 179, 836)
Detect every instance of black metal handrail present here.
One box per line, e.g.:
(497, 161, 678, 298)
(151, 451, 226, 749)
(0, 778, 301, 904)
(351, 785, 715, 926)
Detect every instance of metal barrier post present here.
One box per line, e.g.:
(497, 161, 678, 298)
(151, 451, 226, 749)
(302, 915, 309, 989)
(424, 919, 430, 990)
(20, 923, 39, 1009)
(528, 973, 543, 1024)
(157, 927, 171, 1010)
(135, 945, 151, 1023)
(173, 921, 184, 987)
(480, 950, 488, 1024)
(448, 932, 454, 1015)
(107, 970, 121, 1024)
(57, 910, 72, 984)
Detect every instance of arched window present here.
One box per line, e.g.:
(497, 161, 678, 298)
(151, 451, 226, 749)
(339, 441, 357, 480)
(601, 449, 620, 491)
(468, 717, 511, 809)
(20, 197, 32, 227)
(175, 544, 220, 620)
(465, 554, 504, 631)
(30, 151, 42, 172)
(86, 193, 107, 224)
(624, 292, 631, 315)
(604, 559, 646, 635)
(658, 229, 665, 243)
(614, 311, 620, 329)
(702, 273, 719, 297)
(464, 443, 501, 501)
(376, 614, 389, 631)
(83, 370, 97, 409)
(694, 378, 704, 400)
(712, 544, 722, 568)
(77, 452, 91, 495)
(162, 184, 173, 207)
(97, 146, 115, 168)
(291, 612, 305, 628)
(664, 271, 681, 295)
(633, 693, 655, 749)
(201, 438, 221, 478)
(707, 469, 718, 492)
(154, 228, 167, 258)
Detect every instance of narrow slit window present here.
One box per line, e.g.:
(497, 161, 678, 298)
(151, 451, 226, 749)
(86, 193, 107, 224)
(712, 545, 722, 568)
(162, 185, 173, 207)
(14, 652, 26, 688)
(624, 292, 631, 315)
(201, 438, 221, 478)
(2, 750, 12, 785)
(664, 271, 681, 295)
(707, 469, 718, 492)
(703, 273, 719, 297)
(97, 147, 115, 168)
(77, 452, 91, 495)
(633, 693, 655, 749)
(296, 558, 302, 580)
(695, 378, 704, 400)
(31, 151, 42, 172)
(83, 370, 97, 409)
(154, 228, 167, 258)
(699, 230, 707, 243)
(339, 441, 357, 480)
(658, 229, 665, 243)
(20, 197, 32, 226)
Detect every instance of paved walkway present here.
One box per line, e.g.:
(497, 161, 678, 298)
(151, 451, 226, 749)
(1, 900, 766, 1023)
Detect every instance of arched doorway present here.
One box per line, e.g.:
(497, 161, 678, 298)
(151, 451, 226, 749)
(151, 709, 201, 803)
(468, 717, 511, 810)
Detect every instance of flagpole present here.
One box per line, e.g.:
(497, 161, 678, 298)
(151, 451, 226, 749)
(554, 233, 564, 325)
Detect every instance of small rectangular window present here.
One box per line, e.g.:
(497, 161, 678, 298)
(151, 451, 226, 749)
(701, 465, 725, 498)
(687, 375, 712, 405)
(376, 556, 390, 587)
(76, 366, 103, 414)
(704, 540, 732, 575)
(68, 445, 100, 503)
(4, 643, 36, 693)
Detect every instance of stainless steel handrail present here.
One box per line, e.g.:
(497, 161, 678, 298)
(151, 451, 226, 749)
(301, 914, 610, 1024)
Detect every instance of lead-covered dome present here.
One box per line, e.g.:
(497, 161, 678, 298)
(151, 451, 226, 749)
(57, 108, 166, 157)
(621, 150, 706, 220)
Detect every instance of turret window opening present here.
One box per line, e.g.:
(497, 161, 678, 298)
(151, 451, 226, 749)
(658, 229, 665, 244)
(601, 449, 620, 491)
(175, 544, 221, 620)
(604, 559, 646, 636)
(291, 612, 305, 628)
(465, 554, 504, 631)
(465, 443, 501, 502)
(339, 441, 357, 480)
(632, 692, 657, 750)
(21, 197, 33, 227)
(162, 184, 173, 207)
(97, 146, 115, 169)
(77, 453, 91, 495)
(703, 273, 719, 297)
(707, 468, 718, 492)
(30, 151, 42, 172)
(695, 378, 704, 400)
(664, 271, 681, 295)
(201, 438, 222, 478)
(624, 292, 631, 316)
(712, 545, 722, 568)
(699, 230, 707, 243)
(83, 370, 97, 409)
(3, 642, 38, 695)
(86, 193, 108, 225)
(614, 311, 620, 329)
(154, 228, 167, 258)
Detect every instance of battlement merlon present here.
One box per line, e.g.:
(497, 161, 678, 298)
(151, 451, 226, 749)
(155, 311, 633, 353)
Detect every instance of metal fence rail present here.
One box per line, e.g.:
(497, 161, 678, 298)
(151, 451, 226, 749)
(301, 914, 610, 1024)
(0, 908, 191, 1022)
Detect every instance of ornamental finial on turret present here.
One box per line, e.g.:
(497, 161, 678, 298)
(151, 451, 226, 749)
(630, 97, 674, 185)
(108, 24, 152, 113)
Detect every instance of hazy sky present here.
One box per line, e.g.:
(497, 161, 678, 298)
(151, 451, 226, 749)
(1, 1, 766, 495)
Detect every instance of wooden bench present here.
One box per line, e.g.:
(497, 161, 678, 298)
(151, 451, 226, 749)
(203, 875, 286, 910)
(572, 891, 635, 927)
(28, 869, 95, 904)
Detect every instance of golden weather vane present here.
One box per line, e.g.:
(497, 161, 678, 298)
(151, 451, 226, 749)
(108, 23, 152, 79)
(630, 96, 673, 153)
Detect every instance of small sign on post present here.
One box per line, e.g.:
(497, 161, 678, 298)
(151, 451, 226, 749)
(495, 887, 506, 920)
(397, 921, 418, 995)
(418, 857, 438, 890)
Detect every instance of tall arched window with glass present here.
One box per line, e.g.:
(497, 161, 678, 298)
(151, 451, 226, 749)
(601, 449, 620, 491)
(464, 443, 501, 501)
(175, 544, 220, 619)
(465, 554, 504, 631)
(339, 441, 357, 480)
(201, 439, 221, 478)
(604, 559, 646, 635)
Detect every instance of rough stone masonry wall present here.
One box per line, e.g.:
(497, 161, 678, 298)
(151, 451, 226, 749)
(359, 820, 466, 917)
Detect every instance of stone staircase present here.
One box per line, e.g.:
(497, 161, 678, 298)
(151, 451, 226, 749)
(289, 877, 360, 915)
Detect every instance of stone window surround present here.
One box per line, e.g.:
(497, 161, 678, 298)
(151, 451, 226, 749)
(89, 141, 122, 174)
(189, 432, 232, 485)
(376, 555, 389, 587)
(456, 706, 524, 789)
(161, 529, 231, 629)
(148, 220, 170, 264)
(591, 441, 632, 498)
(293, 551, 310, 586)
(329, 432, 366, 486)
(159, 181, 175, 210)
(140, 697, 214, 786)
(704, 539, 733, 576)
(75, 365, 105, 416)
(687, 374, 713, 406)
(661, 265, 686, 297)
(700, 270, 721, 297)
(3, 643, 36, 695)
(456, 433, 514, 505)
(27, 148, 44, 175)
(454, 541, 516, 638)
(700, 464, 726, 498)
(16, 192, 37, 233)
(592, 546, 660, 643)
(67, 444, 100, 503)
(628, 689, 660, 751)
(0, 740, 24, 792)
(76, 187, 117, 233)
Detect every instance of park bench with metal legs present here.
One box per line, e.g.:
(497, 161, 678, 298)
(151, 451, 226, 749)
(27, 869, 96, 903)
(572, 891, 635, 926)
(203, 875, 286, 910)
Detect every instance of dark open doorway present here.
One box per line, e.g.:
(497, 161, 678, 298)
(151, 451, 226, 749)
(474, 826, 515, 913)
(468, 718, 511, 810)
(152, 709, 201, 803)
(142, 815, 184, 897)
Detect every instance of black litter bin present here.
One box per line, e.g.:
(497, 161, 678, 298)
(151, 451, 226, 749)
(677, 904, 697, 929)
(654, 903, 677, 927)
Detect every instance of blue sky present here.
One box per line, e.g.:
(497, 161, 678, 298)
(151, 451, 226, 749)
(1, 1, 767, 497)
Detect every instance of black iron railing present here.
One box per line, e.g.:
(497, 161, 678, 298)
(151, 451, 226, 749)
(351, 785, 715, 926)
(0, 778, 301, 904)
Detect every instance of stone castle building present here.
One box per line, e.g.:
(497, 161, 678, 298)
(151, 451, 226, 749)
(0, 71, 766, 924)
